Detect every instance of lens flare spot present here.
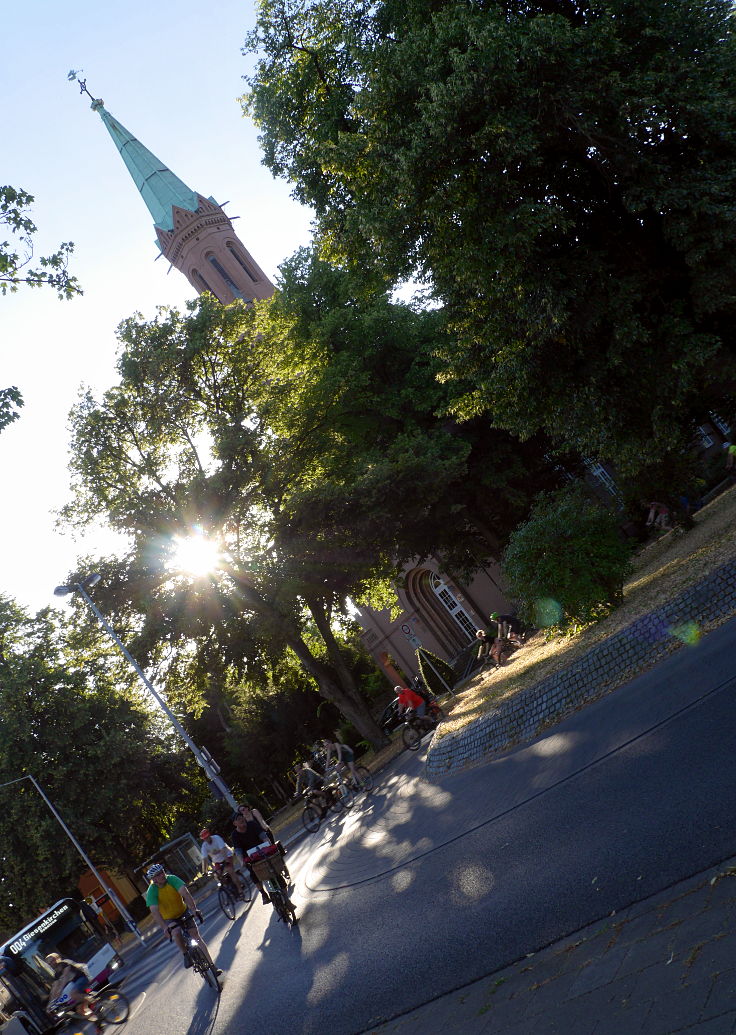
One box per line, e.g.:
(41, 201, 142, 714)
(535, 597, 562, 627)
(169, 529, 222, 577)
(669, 620, 701, 646)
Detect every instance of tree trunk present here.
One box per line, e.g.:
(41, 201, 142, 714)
(236, 577, 388, 749)
(306, 595, 389, 748)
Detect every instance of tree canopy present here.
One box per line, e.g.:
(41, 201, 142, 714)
(0, 598, 195, 931)
(243, 0, 736, 472)
(61, 259, 565, 754)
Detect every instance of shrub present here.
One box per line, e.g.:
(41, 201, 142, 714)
(502, 486, 633, 630)
(416, 647, 456, 697)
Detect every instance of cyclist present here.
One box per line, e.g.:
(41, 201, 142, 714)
(199, 828, 246, 896)
(237, 803, 291, 880)
(295, 760, 324, 796)
(395, 684, 427, 717)
(323, 737, 361, 788)
(144, 864, 219, 974)
(45, 953, 102, 1034)
(232, 812, 277, 903)
(489, 611, 525, 642)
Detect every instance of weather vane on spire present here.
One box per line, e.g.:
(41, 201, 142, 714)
(67, 70, 103, 109)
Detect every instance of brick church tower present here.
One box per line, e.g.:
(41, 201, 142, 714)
(87, 93, 273, 304)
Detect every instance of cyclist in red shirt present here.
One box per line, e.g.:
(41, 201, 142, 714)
(395, 685, 427, 717)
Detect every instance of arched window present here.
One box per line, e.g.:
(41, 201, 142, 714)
(207, 254, 244, 299)
(192, 268, 214, 295)
(226, 243, 258, 283)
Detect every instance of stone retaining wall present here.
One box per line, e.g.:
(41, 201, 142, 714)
(426, 556, 736, 776)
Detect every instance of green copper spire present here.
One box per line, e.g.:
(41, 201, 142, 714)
(91, 98, 202, 233)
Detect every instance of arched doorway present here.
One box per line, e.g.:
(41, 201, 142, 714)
(404, 568, 479, 656)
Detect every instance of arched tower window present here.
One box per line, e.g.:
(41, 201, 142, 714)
(207, 254, 244, 300)
(226, 243, 258, 283)
(192, 268, 214, 295)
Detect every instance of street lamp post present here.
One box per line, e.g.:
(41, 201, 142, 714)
(54, 575, 238, 810)
(0, 774, 143, 944)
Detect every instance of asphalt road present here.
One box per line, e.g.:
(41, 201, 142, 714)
(112, 616, 736, 1035)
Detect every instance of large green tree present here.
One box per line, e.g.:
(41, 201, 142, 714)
(243, 0, 736, 472)
(62, 294, 392, 747)
(62, 260, 564, 754)
(0, 598, 194, 931)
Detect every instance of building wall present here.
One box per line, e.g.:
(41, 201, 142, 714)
(356, 557, 509, 682)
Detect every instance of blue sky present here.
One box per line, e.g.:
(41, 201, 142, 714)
(1, 0, 313, 612)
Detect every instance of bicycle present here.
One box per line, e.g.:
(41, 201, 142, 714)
(323, 765, 355, 813)
(301, 788, 329, 834)
(249, 845, 298, 928)
(300, 774, 353, 833)
(50, 985, 130, 1026)
(215, 865, 252, 920)
(401, 702, 446, 751)
(168, 911, 221, 992)
(333, 760, 375, 795)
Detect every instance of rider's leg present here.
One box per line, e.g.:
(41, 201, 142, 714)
(168, 923, 192, 967)
(189, 919, 215, 967)
(68, 987, 97, 1022)
(225, 857, 244, 895)
(247, 862, 270, 903)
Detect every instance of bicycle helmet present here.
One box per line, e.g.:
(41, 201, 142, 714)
(394, 685, 402, 693)
(145, 863, 165, 880)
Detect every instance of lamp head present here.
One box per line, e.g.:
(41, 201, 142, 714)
(53, 573, 101, 597)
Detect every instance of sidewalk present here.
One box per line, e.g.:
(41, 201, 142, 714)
(364, 857, 736, 1034)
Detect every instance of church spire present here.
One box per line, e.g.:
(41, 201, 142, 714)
(70, 73, 273, 305)
(91, 100, 200, 234)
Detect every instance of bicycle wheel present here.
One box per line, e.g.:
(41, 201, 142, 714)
(218, 885, 237, 920)
(355, 765, 374, 793)
(190, 945, 220, 992)
(402, 724, 422, 750)
(302, 803, 321, 833)
(94, 989, 130, 1024)
(270, 888, 287, 922)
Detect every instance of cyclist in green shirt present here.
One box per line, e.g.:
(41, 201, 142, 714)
(145, 864, 218, 973)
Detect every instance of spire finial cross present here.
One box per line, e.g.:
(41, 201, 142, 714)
(67, 70, 103, 108)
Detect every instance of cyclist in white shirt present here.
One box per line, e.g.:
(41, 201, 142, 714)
(200, 828, 245, 895)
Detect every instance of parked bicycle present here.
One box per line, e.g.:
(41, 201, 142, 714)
(401, 700, 446, 751)
(216, 865, 252, 920)
(49, 985, 130, 1027)
(168, 912, 221, 992)
(248, 844, 298, 927)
